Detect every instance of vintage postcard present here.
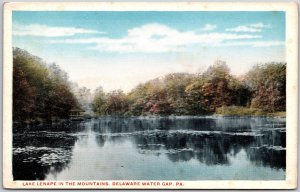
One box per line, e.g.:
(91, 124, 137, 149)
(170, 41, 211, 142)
(3, 2, 298, 189)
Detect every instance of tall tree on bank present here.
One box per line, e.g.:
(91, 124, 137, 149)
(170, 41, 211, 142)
(13, 47, 79, 123)
(92, 86, 107, 115)
(200, 60, 251, 113)
(93, 87, 129, 116)
(245, 62, 286, 112)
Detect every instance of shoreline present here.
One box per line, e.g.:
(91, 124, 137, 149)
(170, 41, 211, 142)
(13, 111, 286, 128)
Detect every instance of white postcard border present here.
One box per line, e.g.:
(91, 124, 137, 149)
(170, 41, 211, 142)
(3, 2, 298, 189)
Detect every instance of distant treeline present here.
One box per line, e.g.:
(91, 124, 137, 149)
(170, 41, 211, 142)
(93, 60, 286, 116)
(13, 48, 79, 123)
(13, 48, 286, 122)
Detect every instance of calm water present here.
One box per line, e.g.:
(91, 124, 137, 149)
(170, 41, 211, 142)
(13, 116, 286, 180)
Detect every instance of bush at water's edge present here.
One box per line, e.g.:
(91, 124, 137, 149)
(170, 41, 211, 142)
(216, 106, 286, 117)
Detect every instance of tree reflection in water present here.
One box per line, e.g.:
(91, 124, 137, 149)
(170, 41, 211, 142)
(13, 117, 286, 180)
(92, 117, 285, 169)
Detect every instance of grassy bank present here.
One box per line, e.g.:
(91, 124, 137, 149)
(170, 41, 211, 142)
(216, 106, 286, 117)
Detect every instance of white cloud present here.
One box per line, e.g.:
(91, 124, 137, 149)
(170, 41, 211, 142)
(51, 23, 262, 53)
(225, 22, 271, 33)
(215, 41, 285, 47)
(200, 24, 217, 31)
(13, 23, 104, 37)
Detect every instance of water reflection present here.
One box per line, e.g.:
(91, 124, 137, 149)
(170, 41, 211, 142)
(13, 121, 86, 180)
(13, 116, 286, 180)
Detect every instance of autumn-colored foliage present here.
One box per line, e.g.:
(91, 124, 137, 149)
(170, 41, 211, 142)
(13, 48, 286, 119)
(92, 60, 286, 116)
(245, 63, 286, 112)
(13, 48, 79, 123)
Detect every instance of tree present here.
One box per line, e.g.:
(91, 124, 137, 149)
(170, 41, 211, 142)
(185, 79, 206, 115)
(245, 62, 286, 112)
(13, 67, 36, 122)
(102, 90, 129, 116)
(126, 84, 149, 115)
(13, 47, 79, 123)
(229, 77, 252, 107)
(203, 60, 230, 81)
(92, 87, 107, 115)
(144, 88, 172, 115)
(164, 73, 193, 115)
(90, 60, 286, 116)
(200, 60, 235, 112)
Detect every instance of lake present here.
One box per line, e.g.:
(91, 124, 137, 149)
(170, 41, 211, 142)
(13, 116, 286, 180)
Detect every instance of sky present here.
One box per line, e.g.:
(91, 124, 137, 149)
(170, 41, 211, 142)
(12, 11, 286, 92)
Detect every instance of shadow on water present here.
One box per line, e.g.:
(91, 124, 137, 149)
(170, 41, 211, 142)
(13, 116, 286, 180)
(13, 121, 87, 180)
(92, 117, 286, 169)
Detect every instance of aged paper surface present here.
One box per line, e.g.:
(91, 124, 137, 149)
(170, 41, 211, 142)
(3, 2, 298, 189)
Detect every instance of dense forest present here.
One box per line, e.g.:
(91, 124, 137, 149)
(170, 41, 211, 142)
(13, 48, 79, 123)
(93, 60, 286, 116)
(13, 48, 286, 123)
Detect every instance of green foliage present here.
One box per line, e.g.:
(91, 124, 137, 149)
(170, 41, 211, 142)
(92, 87, 106, 115)
(102, 90, 129, 116)
(216, 106, 286, 117)
(13, 48, 79, 123)
(245, 62, 286, 112)
(92, 60, 285, 116)
(13, 48, 285, 119)
(164, 73, 194, 115)
(184, 79, 207, 115)
(93, 89, 129, 116)
(203, 60, 231, 81)
(198, 60, 247, 113)
(216, 106, 264, 116)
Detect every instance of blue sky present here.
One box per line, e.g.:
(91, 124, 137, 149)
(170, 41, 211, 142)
(13, 11, 286, 92)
